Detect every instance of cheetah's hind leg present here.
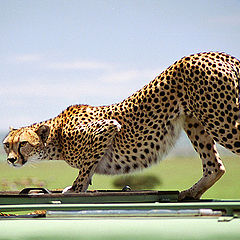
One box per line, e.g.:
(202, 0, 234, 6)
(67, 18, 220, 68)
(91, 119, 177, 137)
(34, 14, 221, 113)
(178, 116, 225, 200)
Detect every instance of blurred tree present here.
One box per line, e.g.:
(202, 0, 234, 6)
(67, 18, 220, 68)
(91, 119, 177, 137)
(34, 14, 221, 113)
(113, 175, 161, 190)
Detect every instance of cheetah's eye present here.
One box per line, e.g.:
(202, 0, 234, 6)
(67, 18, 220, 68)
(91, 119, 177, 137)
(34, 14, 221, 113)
(4, 143, 10, 149)
(19, 141, 28, 147)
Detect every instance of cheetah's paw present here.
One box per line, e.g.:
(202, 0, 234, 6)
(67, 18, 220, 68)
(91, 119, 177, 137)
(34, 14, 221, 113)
(178, 190, 199, 201)
(62, 186, 74, 194)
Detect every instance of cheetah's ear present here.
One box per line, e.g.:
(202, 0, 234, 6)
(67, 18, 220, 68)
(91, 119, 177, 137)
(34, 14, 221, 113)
(35, 125, 50, 145)
(9, 126, 17, 132)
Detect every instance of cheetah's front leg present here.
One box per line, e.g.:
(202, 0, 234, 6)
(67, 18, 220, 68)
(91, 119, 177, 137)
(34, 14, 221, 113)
(67, 163, 97, 193)
(62, 119, 121, 193)
(179, 116, 226, 200)
(62, 163, 97, 193)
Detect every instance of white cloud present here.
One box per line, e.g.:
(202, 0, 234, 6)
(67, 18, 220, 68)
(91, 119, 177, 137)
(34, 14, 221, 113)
(13, 54, 43, 63)
(3, 53, 160, 96)
(9, 54, 115, 71)
(9, 54, 160, 78)
(0, 78, 138, 100)
(47, 60, 114, 71)
(101, 69, 159, 84)
(1, 66, 160, 100)
(209, 15, 240, 25)
(0, 54, 163, 131)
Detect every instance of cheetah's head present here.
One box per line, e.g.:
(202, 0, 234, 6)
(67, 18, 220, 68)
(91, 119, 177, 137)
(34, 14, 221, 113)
(2, 125, 50, 167)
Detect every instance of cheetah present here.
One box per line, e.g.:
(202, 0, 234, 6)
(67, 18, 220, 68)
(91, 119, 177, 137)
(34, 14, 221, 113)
(3, 52, 240, 200)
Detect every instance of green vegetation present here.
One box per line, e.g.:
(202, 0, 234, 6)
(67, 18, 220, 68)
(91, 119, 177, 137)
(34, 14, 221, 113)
(0, 154, 239, 199)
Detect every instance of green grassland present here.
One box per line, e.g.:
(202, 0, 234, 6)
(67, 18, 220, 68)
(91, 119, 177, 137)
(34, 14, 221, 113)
(0, 154, 239, 199)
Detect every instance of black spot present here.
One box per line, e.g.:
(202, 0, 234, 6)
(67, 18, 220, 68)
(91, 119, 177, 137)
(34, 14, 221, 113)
(207, 161, 213, 166)
(177, 92, 183, 98)
(199, 143, 204, 149)
(132, 156, 137, 161)
(133, 164, 139, 169)
(144, 149, 149, 154)
(234, 142, 240, 148)
(137, 143, 142, 148)
(219, 129, 225, 134)
(232, 129, 237, 134)
(227, 133, 233, 139)
(187, 130, 191, 136)
(206, 144, 212, 150)
(124, 166, 131, 173)
(143, 163, 148, 168)
(226, 144, 233, 149)
(147, 135, 153, 140)
(115, 164, 121, 170)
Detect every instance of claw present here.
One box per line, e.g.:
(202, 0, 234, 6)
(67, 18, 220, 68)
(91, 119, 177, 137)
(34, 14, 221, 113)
(89, 178, 92, 185)
(62, 186, 74, 194)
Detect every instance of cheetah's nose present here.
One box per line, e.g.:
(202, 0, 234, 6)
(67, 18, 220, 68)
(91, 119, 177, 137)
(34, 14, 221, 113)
(7, 158, 17, 164)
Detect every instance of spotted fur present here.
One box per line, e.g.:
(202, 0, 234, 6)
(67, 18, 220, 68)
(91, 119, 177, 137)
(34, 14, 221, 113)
(3, 52, 240, 199)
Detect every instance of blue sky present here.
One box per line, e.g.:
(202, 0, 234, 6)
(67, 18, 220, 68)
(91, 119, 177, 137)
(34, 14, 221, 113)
(0, 0, 240, 131)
